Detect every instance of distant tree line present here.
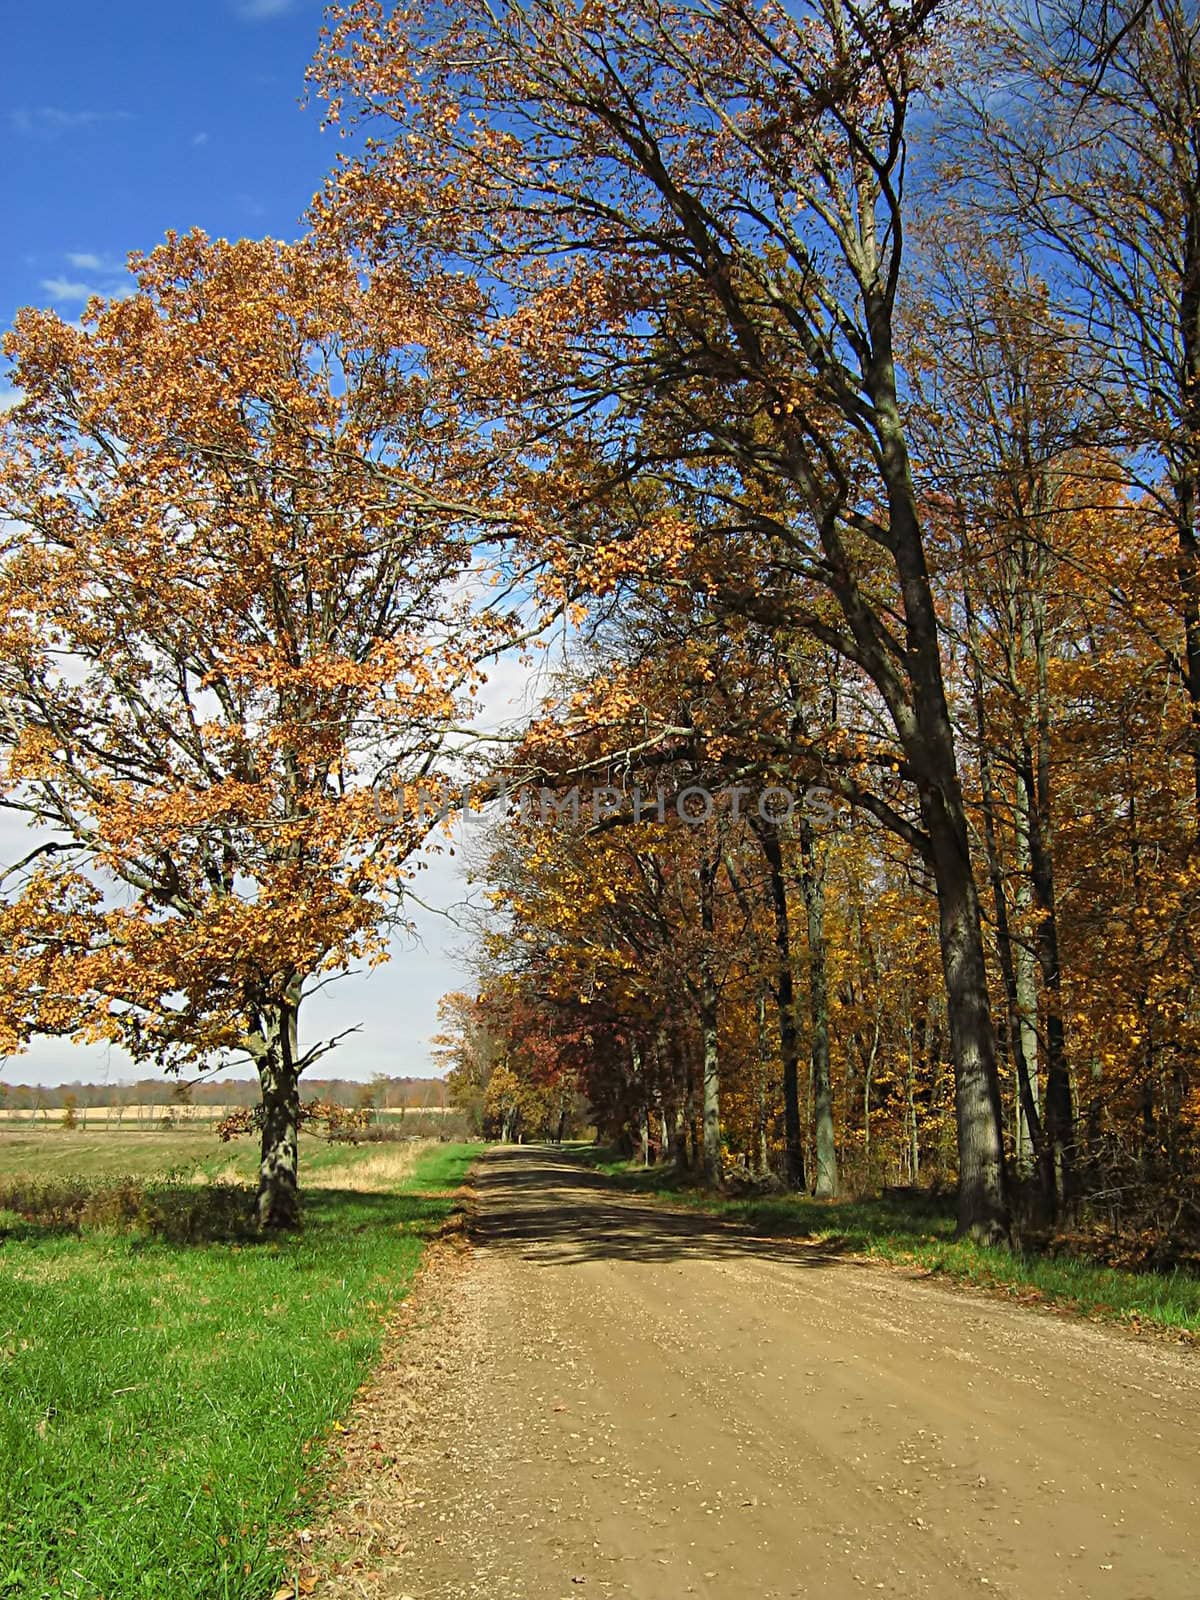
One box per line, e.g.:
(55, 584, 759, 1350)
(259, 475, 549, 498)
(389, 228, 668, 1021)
(0, 1075, 449, 1113)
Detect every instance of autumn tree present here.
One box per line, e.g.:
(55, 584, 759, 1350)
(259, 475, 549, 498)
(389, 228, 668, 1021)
(434, 988, 501, 1133)
(903, 232, 1100, 1215)
(968, 0, 1200, 828)
(514, 590, 850, 1189)
(504, 603, 810, 1182)
(0, 231, 520, 1227)
(466, 655, 955, 1198)
(316, 0, 1014, 1239)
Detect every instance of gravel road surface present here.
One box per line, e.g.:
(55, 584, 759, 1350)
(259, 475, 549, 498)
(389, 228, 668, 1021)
(321, 1145, 1200, 1600)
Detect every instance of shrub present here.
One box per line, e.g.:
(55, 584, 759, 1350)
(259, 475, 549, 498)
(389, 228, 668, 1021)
(0, 1174, 259, 1242)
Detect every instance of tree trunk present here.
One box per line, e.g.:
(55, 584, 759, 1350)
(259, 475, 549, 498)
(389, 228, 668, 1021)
(631, 1040, 650, 1165)
(662, 1106, 678, 1165)
(752, 819, 806, 1188)
(754, 988, 772, 1178)
(963, 559, 1055, 1214)
(660, 1029, 685, 1168)
(700, 983, 720, 1186)
(860, 1012, 881, 1185)
(1018, 740, 1073, 1213)
(253, 1000, 302, 1231)
(1023, 562, 1075, 1212)
(863, 1048, 872, 1177)
(905, 1021, 920, 1183)
(868, 340, 1010, 1243)
(923, 797, 1011, 1243)
(681, 1042, 699, 1171)
(1012, 797, 1054, 1213)
(1175, 194, 1200, 832)
(797, 816, 837, 1198)
(698, 853, 722, 1187)
(1012, 776, 1042, 1177)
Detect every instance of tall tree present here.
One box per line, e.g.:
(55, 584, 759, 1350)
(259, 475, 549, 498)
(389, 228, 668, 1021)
(0, 233, 518, 1226)
(971, 0, 1200, 829)
(907, 236, 1093, 1214)
(317, 0, 1010, 1237)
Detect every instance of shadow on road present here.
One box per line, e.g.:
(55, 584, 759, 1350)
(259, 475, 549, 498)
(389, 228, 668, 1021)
(469, 1144, 869, 1272)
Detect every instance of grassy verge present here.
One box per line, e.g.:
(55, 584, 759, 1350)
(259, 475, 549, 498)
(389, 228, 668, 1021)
(570, 1146, 1200, 1337)
(0, 1140, 481, 1600)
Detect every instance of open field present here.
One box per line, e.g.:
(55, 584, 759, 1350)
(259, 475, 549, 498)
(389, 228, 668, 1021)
(0, 1126, 458, 1185)
(0, 1106, 250, 1130)
(0, 1130, 482, 1600)
(0, 1126, 264, 1183)
(0, 1104, 457, 1130)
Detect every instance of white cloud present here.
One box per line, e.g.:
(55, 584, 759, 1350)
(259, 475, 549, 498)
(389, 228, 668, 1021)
(39, 277, 99, 303)
(470, 646, 550, 735)
(191, 131, 210, 147)
(39, 254, 132, 308)
(304, 848, 476, 1082)
(233, 0, 297, 19)
(7, 108, 131, 138)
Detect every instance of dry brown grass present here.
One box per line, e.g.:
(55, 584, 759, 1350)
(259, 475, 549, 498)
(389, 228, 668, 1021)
(307, 1140, 437, 1193)
(0, 1105, 242, 1126)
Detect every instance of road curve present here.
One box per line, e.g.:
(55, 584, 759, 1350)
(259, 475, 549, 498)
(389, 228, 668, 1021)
(349, 1145, 1200, 1599)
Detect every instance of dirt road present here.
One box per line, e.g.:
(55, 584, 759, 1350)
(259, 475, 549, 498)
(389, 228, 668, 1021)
(327, 1146, 1200, 1600)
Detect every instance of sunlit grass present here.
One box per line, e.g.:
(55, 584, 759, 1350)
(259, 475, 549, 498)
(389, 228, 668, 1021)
(0, 1140, 481, 1600)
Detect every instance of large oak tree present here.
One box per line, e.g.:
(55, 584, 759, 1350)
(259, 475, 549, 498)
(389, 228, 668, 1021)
(0, 232, 519, 1226)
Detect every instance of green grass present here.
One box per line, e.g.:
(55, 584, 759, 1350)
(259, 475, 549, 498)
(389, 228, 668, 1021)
(0, 1139, 482, 1600)
(0, 1127, 449, 1189)
(571, 1146, 1200, 1336)
(0, 1128, 275, 1185)
(398, 1140, 486, 1192)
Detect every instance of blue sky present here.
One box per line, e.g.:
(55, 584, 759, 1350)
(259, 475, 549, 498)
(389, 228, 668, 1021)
(0, 0, 531, 1086)
(1, 1, 337, 337)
